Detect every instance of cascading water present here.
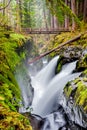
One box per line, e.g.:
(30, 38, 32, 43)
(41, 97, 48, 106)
(31, 60, 80, 117)
(15, 64, 34, 113)
(15, 56, 86, 130)
(30, 56, 59, 108)
(34, 56, 59, 85)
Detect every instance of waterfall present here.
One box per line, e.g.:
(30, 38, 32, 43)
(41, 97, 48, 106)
(30, 56, 59, 107)
(15, 64, 34, 113)
(15, 56, 87, 129)
(35, 56, 59, 85)
(31, 59, 80, 117)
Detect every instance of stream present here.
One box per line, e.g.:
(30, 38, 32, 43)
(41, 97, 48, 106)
(15, 56, 87, 130)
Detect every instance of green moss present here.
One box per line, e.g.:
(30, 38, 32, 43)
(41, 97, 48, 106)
(0, 103, 32, 130)
(0, 29, 24, 110)
(83, 77, 87, 82)
(64, 77, 87, 113)
(74, 81, 87, 112)
(76, 54, 87, 71)
(48, 29, 87, 58)
(56, 60, 63, 73)
(55, 56, 63, 74)
(73, 78, 81, 84)
(82, 69, 87, 77)
(0, 27, 32, 129)
(64, 85, 73, 98)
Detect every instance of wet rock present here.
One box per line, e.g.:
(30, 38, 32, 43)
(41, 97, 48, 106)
(23, 103, 87, 130)
(55, 46, 82, 73)
(76, 54, 87, 72)
(23, 113, 44, 130)
(58, 46, 82, 61)
(29, 114, 44, 130)
(64, 70, 87, 129)
(27, 104, 87, 130)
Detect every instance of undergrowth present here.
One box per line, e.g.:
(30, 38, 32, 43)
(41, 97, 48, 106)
(0, 27, 32, 129)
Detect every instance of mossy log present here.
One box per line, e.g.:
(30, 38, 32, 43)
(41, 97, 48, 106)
(28, 31, 87, 64)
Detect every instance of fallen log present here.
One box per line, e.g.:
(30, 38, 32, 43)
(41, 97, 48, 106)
(28, 31, 87, 64)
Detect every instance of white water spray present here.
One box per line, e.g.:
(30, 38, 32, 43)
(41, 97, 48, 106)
(31, 60, 80, 117)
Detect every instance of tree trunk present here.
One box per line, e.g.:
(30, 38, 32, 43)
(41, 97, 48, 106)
(3, 0, 5, 16)
(43, 6, 48, 30)
(19, 0, 23, 27)
(83, 0, 87, 22)
(16, 0, 21, 31)
(76, 0, 79, 16)
(51, 15, 54, 30)
(71, 0, 76, 31)
(65, 0, 69, 29)
(54, 16, 58, 29)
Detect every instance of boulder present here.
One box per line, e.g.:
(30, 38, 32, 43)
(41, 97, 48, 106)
(55, 46, 82, 73)
(76, 54, 87, 71)
(64, 70, 87, 128)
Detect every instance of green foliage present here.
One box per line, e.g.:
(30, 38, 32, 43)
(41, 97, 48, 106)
(0, 28, 27, 111)
(46, 0, 81, 25)
(0, 103, 32, 130)
(0, 27, 32, 129)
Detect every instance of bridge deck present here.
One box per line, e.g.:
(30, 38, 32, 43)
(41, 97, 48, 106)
(22, 28, 70, 34)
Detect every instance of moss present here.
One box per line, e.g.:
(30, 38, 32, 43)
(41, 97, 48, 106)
(64, 85, 73, 98)
(0, 28, 32, 129)
(55, 56, 64, 74)
(76, 54, 87, 71)
(84, 105, 87, 112)
(64, 76, 87, 113)
(56, 60, 63, 73)
(82, 69, 87, 77)
(74, 81, 87, 112)
(0, 103, 32, 130)
(47, 29, 87, 58)
(83, 77, 87, 82)
(73, 78, 81, 84)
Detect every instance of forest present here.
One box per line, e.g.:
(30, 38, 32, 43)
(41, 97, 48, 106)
(0, 0, 87, 130)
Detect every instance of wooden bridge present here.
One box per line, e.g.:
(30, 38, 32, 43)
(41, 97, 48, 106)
(22, 28, 70, 34)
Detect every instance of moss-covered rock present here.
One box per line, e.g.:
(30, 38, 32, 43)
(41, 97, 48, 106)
(64, 70, 87, 113)
(55, 46, 82, 73)
(48, 30, 87, 58)
(55, 56, 63, 73)
(76, 54, 87, 71)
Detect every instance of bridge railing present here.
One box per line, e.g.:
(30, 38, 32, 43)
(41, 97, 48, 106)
(22, 28, 70, 34)
(22, 28, 69, 31)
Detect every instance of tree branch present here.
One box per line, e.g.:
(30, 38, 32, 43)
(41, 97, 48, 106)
(0, 0, 11, 11)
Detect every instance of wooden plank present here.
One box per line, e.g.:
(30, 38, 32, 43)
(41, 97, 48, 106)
(23, 30, 70, 34)
(22, 28, 70, 34)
